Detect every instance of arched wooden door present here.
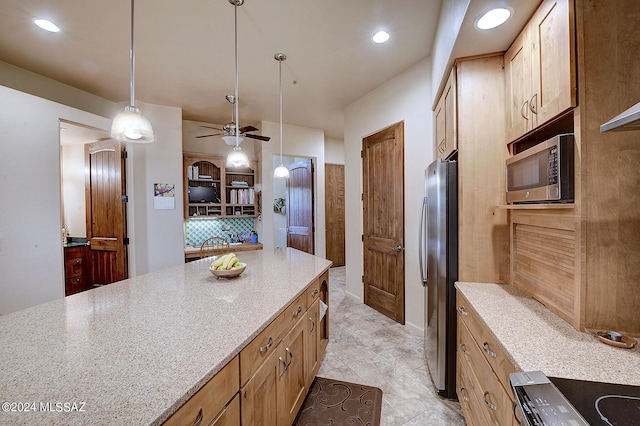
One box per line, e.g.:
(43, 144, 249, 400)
(85, 140, 128, 285)
(286, 159, 314, 254)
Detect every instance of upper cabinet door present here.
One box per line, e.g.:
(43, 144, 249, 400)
(505, 28, 533, 142)
(505, 0, 576, 143)
(434, 66, 457, 159)
(530, 0, 576, 126)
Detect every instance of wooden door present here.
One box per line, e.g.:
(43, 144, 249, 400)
(531, 0, 576, 125)
(324, 163, 345, 266)
(286, 159, 314, 254)
(505, 26, 533, 142)
(277, 316, 307, 426)
(85, 140, 128, 285)
(362, 122, 405, 324)
(241, 350, 278, 426)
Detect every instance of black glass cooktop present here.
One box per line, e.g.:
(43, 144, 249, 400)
(550, 377, 640, 425)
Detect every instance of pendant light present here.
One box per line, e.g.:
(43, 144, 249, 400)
(273, 53, 290, 179)
(226, 0, 250, 169)
(111, 0, 154, 143)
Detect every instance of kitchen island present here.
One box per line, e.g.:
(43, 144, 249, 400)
(0, 248, 331, 425)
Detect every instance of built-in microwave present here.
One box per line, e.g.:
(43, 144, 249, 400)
(506, 133, 574, 204)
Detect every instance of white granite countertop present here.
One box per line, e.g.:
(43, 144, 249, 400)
(0, 248, 331, 426)
(456, 282, 640, 386)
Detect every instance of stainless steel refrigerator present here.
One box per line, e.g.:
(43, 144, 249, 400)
(419, 158, 458, 398)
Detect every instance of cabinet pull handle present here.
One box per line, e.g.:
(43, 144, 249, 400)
(459, 387, 470, 402)
(309, 317, 315, 333)
(483, 391, 497, 411)
(459, 343, 469, 355)
(279, 356, 287, 377)
(293, 306, 302, 317)
(528, 93, 538, 114)
(458, 306, 468, 316)
(482, 342, 497, 358)
(285, 348, 293, 368)
(311, 289, 319, 297)
(512, 400, 522, 423)
(192, 408, 203, 426)
(259, 336, 273, 353)
(520, 100, 529, 120)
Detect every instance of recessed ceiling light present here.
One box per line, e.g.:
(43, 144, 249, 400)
(34, 19, 60, 33)
(475, 8, 512, 30)
(372, 31, 390, 44)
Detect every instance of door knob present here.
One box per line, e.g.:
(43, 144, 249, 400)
(392, 245, 404, 252)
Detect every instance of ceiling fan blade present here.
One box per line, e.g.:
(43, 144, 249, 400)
(195, 133, 222, 138)
(244, 133, 271, 142)
(239, 125, 259, 133)
(199, 125, 224, 130)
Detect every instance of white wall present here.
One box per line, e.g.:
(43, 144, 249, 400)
(325, 137, 345, 165)
(343, 57, 433, 331)
(127, 102, 185, 276)
(431, 0, 470, 101)
(61, 143, 87, 237)
(259, 121, 326, 258)
(0, 85, 113, 314)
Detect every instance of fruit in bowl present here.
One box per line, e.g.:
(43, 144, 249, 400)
(209, 253, 247, 278)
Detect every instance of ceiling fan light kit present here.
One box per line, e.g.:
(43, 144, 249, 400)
(111, 0, 155, 144)
(274, 53, 290, 179)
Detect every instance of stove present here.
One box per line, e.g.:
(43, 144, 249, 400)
(510, 371, 640, 426)
(550, 376, 640, 426)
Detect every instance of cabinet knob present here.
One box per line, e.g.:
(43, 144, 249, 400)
(458, 306, 469, 316)
(292, 306, 302, 317)
(459, 343, 469, 355)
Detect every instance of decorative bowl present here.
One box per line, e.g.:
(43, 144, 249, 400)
(209, 262, 247, 278)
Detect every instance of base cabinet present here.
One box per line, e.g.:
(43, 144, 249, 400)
(241, 350, 279, 426)
(457, 290, 516, 426)
(277, 316, 308, 426)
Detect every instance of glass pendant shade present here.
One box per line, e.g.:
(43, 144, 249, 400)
(222, 134, 244, 146)
(226, 145, 249, 168)
(111, 106, 154, 143)
(274, 163, 290, 179)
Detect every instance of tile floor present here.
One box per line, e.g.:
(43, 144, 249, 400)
(317, 267, 465, 426)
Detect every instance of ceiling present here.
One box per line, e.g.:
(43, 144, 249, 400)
(1, 0, 539, 140)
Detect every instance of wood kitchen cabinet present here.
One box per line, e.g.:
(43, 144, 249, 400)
(238, 274, 329, 426)
(434, 67, 457, 159)
(64, 245, 90, 296)
(183, 152, 258, 219)
(505, 0, 576, 143)
(505, 0, 640, 335)
(457, 290, 516, 426)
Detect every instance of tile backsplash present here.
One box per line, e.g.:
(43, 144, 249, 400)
(185, 218, 255, 247)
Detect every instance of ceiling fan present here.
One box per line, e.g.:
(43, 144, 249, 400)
(196, 95, 271, 143)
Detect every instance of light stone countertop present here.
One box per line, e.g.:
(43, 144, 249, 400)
(455, 282, 640, 386)
(0, 248, 332, 426)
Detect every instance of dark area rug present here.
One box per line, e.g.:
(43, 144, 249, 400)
(294, 376, 383, 426)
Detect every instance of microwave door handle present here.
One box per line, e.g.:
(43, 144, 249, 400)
(419, 196, 428, 286)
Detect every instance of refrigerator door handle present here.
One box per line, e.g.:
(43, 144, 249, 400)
(419, 196, 428, 286)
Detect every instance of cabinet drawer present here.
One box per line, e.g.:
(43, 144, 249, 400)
(459, 320, 514, 425)
(458, 357, 491, 426)
(164, 356, 239, 426)
(65, 276, 88, 296)
(306, 279, 320, 308)
(65, 255, 88, 278)
(457, 291, 516, 392)
(210, 393, 240, 426)
(240, 288, 308, 386)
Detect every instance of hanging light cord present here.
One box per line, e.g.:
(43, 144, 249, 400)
(129, 0, 136, 107)
(279, 58, 283, 163)
(234, 2, 240, 148)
